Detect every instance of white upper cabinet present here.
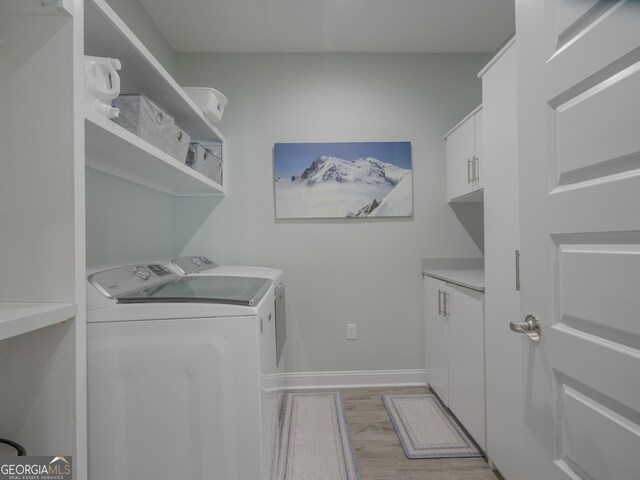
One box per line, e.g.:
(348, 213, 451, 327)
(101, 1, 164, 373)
(445, 106, 483, 203)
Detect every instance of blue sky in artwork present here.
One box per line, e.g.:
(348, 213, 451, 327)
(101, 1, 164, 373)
(274, 142, 412, 178)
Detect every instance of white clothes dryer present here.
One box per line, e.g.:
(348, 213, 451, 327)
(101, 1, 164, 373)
(170, 256, 286, 368)
(170, 256, 287, 470)
(86, 263, 278, 480)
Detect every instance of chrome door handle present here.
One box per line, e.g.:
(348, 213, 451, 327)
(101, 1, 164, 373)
(437, 290, 443, 315)
(467, 158, 473, 184)
(510, 314, 541, 343)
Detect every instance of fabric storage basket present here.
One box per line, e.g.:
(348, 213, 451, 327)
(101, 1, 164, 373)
(185, 143, 212, 177)
(207, 149, 223, 185)
(112, 94, 188, 160)
(164, 122, 190, 162)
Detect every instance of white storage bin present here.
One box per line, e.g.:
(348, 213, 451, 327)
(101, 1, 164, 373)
(183, 87, 227, 124)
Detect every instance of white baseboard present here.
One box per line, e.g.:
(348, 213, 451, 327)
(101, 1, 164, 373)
(283, 369, 427, 390)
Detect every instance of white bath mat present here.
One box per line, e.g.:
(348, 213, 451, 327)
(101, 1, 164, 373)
(382, 394, 483, 459)
(275, 392, 359, 480)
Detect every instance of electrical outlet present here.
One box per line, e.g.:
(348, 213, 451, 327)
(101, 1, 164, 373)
(347, 323, 357, 340)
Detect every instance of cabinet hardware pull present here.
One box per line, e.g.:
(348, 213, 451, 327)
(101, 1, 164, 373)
(473, 156, 480, 182)
(515, 249, 521, 291)
(467, 158, 473, 184)
(437, 290, 443, 315)
(443, 292, 449, 317)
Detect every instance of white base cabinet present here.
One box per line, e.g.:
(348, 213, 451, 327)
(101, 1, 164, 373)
(424, 276, 449, 405)
(424, 275, 486, 451)
(446, 283, 485, 452)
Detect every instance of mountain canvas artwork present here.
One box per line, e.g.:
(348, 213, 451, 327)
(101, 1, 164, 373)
(274, 142, 413, 219)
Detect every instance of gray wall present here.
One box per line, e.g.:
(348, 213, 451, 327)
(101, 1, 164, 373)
(175, 53, 488, 373)
(105, 0, 177, 76)
(85, 169, 177, 270)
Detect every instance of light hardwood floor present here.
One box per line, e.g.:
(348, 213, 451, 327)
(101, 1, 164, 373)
(303, 386, 501, 480)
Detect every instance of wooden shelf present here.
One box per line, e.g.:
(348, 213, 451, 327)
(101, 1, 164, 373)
(86, 112, 225, 196)
(0, 302, 77, 342)
(84, 0, 224, 143)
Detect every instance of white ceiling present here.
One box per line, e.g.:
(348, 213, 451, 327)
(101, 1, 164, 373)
(138, 0, 515, 53)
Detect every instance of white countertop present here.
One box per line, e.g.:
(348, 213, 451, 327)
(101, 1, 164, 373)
(422, 269, 485, 292)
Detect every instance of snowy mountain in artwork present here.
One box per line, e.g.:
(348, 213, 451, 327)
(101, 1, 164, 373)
(275, 156, 412, 218)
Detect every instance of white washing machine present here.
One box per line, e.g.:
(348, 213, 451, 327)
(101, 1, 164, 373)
(87, 263, 279, 480)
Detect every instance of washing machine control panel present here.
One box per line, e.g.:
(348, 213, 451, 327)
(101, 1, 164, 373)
(88, 263, 178, 299)
(170, 256, 217, 275)
(134, 265, 151, 280)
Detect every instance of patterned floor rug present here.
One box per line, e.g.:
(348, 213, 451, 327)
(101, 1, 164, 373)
(275, 392, 360, 480)
(382, 394, 483, 459)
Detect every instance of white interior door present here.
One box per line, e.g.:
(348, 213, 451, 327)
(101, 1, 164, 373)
(517, 1, 640, 479)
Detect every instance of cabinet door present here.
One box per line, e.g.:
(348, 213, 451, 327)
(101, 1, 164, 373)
(482, 42, 522, 479)
(474, 110, 484, 191)
(424, 276, 449, 405)
(447, 284, 485, 451)
(446, 116, 475, 201)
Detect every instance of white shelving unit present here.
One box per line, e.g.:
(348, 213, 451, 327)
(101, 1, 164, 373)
(1, 0, 86, 475)
(84, 0, 226, 196)
(0, 303, 77, 342)
(86, 112, 225, 195)
(3, 0, 227, 475)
